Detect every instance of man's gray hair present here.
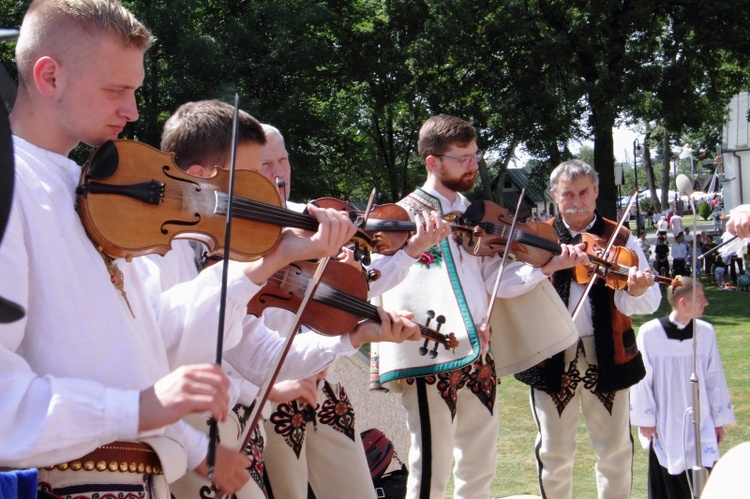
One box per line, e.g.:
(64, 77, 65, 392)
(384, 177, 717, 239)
(549, 159, 599, 191)
(262, 124, 285, 144)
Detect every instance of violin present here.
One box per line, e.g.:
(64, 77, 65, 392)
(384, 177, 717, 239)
(75, 140, 410, 261)
(247, 258, 459, 357)
(310, 197, 416, 263)
(451, 200, 680, 290)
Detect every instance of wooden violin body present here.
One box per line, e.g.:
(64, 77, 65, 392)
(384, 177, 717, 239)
(313, 197, 414, 256)
(76, 140, 414, 262)
(248, 259, 459, 354)
(76, 140, 286, 261)
(452, 200, 679, 290)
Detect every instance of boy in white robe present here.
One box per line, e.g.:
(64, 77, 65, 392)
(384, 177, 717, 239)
(631, 278, 734, 498)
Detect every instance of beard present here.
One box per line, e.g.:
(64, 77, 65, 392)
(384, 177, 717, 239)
(438, 165, 476, 193)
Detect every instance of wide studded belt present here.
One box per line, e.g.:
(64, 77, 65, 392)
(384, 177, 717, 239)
(42, 441, 162, 475)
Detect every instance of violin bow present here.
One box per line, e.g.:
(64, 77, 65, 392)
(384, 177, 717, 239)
(232, 256, 331, 464)
(570, 187, 638, 322)
(207, 93, 242, 477)
(479, 189, 526, 363)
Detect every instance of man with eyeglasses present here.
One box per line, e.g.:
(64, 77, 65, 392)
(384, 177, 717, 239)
(367, 114, 587, 498)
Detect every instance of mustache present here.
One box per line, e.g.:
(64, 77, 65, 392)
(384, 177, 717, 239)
(564, 208, 590, 215)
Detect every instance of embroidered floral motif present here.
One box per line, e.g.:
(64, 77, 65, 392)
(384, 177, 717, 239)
(548, 353, 616, 415)
(417, 245, 443, 269)
(405, 374, 437, 385)
(467, 354, 498, 415)
(243, 425, 267, 496)
(37, 481, 146, 499)
(436, 365, 471, 421)
(270, 401, 312, 458)
(318, 381, 356, 441)
(549, 355, 581, 416)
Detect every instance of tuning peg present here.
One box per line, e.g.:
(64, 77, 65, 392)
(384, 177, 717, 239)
(435, 315, 446, 331)
(423, 310, 435, 327)
(418, 339, 429, 356)
(428, 342, 439, 359)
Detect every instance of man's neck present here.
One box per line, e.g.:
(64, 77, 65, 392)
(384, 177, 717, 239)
(10, 98, 76, 156)
(424, 177, 458, 204)
(672, 309, 694, 326)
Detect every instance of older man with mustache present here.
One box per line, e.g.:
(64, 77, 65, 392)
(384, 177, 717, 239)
(515, 159, 661, 499)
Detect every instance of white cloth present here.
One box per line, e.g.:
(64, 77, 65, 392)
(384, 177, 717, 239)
(630, 316, 735, 474)
(670, 214, 683, 235)
(531, 349, 634, 499)
(368, 187, 538, 383)
(140, 241, 360, 402)
(0, 138, 257, 477)
(514, 216, 661, 346)
(671, 241, 688, 260)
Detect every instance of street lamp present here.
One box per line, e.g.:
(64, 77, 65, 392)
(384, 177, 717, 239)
(633, 138, 641, 232)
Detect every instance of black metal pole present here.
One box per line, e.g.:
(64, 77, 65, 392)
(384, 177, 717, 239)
(633, 138, 641, 232)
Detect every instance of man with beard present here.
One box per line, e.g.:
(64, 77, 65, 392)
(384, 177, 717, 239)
(367, 115, 588, 498)
(515, 159, 661, 498)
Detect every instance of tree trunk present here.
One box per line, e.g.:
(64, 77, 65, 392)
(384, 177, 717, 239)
(593, 115, 617, 220)
(660, 132, 671, 211)
(641, 130, 661, 213)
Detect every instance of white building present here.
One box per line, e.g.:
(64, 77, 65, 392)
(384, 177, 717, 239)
(721, 92, 750, 209)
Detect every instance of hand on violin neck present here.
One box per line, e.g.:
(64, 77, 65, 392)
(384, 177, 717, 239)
(540, 242, 589, 276)
(404, 210, 451, 259)
(625, 266, 654, 297)
(241, 205, 357, 285)
(349, 308, 421, 348)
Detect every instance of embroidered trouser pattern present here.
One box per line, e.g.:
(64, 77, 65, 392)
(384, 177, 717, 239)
(530, 347, 634, 499)
(168, 403, 268, 499)
(263, 379, 374, 499)
(401, 354, 498, 499)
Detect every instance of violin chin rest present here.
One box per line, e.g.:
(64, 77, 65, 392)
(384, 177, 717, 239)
(87, 140, 119, 179)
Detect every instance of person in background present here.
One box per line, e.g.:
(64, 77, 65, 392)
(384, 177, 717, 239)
(657, 216, 669, 239)
(515, 159, 660, 499)
(654, 236, 670, 280)
(631, 279, 734, 498)
(638, 232, 652, 260)
(670, 212, 683, 238)
(671, 232, 688, 277)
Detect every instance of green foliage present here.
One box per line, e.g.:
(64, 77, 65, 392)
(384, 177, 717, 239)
(2, 0, 749, 205)
(699, 200, 712, 220)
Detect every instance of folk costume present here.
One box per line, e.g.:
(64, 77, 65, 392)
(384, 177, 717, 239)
(140, 240, 364, 498)
(0, 138, 260, 497)
(515, 213, 661, 499)
(262, 359, 374, 499)
(631, 314, 734, 498)
(368, 187, 543, 499)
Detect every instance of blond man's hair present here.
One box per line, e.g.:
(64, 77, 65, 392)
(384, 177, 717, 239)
(15, 0, 154, 89)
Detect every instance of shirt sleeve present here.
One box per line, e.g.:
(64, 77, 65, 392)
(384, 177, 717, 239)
(614, 233, 662, 316)
(704, 325, 736, 427)
(629, 325, 657, 433)
(223, 314, 357, 388)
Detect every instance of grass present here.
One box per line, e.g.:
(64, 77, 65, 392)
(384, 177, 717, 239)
(485, 282, 750, 498)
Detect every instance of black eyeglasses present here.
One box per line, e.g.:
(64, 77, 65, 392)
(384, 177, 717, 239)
(436, 150, 485, 166)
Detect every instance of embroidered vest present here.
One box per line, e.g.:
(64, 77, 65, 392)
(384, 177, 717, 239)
(514, 214, 645, 394)
(370, 189, 483, 387)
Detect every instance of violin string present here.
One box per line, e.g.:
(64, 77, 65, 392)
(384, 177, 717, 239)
(262, 271, 445, 343)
